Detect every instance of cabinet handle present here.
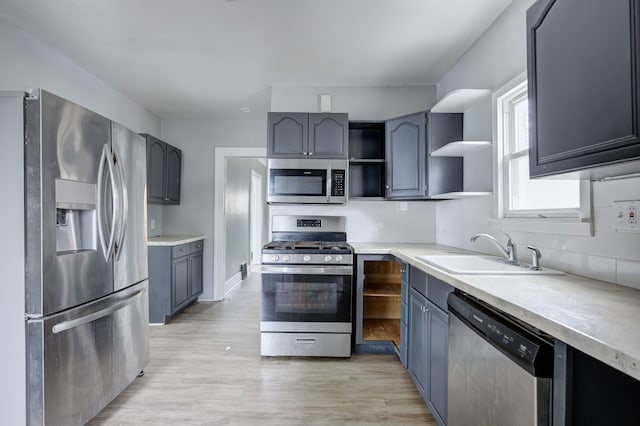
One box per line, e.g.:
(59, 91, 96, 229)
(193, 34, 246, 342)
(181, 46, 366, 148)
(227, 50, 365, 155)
(308, 152, 313, 156)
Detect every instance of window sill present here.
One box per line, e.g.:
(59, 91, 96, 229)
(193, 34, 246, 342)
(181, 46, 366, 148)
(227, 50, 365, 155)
(488, 217, 593, 237)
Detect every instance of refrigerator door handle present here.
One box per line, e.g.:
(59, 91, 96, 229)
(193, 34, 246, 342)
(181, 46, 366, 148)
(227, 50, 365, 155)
(97, 144, 118, 261)
(112, 149, 128, 261)
(51, 288, 146, 334)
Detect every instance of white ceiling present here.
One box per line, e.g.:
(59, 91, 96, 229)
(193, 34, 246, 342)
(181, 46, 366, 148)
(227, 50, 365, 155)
(0, 0, 512, 120)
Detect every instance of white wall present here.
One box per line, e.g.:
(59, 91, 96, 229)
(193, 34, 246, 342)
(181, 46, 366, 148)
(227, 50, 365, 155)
(0, 17, 161, 426)
(160, 119, 267, 300)
(271, 85, 437, 120)
(434, 0, 640, 288)
(0, 17, 160, 134)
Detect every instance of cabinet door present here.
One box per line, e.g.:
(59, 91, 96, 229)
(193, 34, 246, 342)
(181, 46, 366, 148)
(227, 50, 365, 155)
(190, 252, 203, 298)
(385, 112, 426, 199)
(165, 145, 181, 204)
(146, 136, 166, 203)
(428, 301, 448, 425)
(172, 256, 190, 312)
(528, 0, 640, 177)
(309, 113, 348, 159)
(267, 112, 308, 158)
(409, 290, 428, 397)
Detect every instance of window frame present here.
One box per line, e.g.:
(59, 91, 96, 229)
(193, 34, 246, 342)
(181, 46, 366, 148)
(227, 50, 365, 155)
(492, 72, 593, 233)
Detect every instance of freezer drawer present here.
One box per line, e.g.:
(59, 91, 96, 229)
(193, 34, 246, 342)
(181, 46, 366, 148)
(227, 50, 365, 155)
(26, 281, 149, 426)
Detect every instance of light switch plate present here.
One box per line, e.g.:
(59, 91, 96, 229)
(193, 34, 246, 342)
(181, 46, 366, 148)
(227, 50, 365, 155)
(613, 200, 640, 232)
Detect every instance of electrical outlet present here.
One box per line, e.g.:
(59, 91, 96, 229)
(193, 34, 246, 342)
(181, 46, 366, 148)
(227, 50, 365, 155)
(613, 200, 640, 232)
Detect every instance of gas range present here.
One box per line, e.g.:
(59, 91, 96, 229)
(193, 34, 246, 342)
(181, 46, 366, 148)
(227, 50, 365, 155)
(261, 240, 353, 265)
(260, 215, 353, 357)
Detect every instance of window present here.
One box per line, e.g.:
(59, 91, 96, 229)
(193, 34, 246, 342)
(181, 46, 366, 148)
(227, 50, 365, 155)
(496, 79, 582, 218)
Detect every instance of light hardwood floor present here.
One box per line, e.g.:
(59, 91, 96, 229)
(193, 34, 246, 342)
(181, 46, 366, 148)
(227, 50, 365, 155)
(89, 272, 436, 425)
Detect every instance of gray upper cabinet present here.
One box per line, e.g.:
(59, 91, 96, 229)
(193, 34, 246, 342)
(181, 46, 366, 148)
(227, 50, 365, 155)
(267, 112, 348, 159)
(165, 145, 182, 203)
(267, 112, 308, 158)
(385, 112, 426, 199)
(308, 113, 348, 158)
(147, 135, 167, 203)
(143, 134, 181, 204)
(527, 0, 640, 178)
(385, 111, 462, 199)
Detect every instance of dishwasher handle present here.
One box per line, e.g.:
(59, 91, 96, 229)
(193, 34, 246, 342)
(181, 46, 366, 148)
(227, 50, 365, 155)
(448, 292, 554, 378)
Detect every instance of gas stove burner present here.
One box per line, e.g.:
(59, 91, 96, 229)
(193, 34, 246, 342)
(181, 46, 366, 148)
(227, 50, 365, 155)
(322, 242, 350, 251)
(263, 242, 293, 250)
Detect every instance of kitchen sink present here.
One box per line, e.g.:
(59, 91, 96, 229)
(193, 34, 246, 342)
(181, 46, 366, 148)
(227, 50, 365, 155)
(415, 255, 564, 275)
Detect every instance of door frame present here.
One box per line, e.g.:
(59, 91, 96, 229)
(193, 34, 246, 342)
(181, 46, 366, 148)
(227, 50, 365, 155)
(249, 169, 264, 269)
(213, 147, 266, 300)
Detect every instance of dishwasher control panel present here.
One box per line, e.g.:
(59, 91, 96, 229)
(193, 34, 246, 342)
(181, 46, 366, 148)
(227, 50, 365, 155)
(448, 292, 549, 367)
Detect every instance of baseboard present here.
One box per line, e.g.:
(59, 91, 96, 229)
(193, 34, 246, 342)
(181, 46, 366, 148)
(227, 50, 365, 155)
(224, 271, 243, 296)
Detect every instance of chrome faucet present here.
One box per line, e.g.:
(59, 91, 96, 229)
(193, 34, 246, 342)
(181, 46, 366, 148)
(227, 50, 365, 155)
(470, 232, 518, 265)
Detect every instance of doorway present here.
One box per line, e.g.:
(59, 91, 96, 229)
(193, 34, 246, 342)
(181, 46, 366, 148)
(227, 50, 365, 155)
(213, 147, 267, 300)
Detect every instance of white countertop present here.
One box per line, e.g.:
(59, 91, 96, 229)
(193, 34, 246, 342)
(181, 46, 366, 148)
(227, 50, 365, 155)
(147, 235, 205, 246)
(350, 242, 640, 381)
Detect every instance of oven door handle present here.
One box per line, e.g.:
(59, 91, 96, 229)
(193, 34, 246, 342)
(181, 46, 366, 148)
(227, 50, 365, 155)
(261, 265, 353, 275)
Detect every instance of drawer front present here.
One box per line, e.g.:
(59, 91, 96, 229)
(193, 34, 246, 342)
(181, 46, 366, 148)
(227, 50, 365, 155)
(171, 243, 190, 258)
(260, 332, 351, 357)
(428, 275, 454, 312)
(409, 266, 427, 297)
(190, 240, 204, 253)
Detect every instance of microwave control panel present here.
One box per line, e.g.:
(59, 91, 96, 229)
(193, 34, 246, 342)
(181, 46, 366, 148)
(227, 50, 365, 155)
(332, 170, 346, 196)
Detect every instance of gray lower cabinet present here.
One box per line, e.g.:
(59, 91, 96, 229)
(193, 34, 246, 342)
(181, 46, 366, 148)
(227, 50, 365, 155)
(399, 261, 409, 368)
(148, 239, 204, 323)
(409, 288, 429, 396)
(553, 341, 640, 425)
(407, 265, 452, 426)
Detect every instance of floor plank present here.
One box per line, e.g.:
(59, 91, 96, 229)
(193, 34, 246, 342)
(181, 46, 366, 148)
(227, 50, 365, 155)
(88, 273, 436, 425)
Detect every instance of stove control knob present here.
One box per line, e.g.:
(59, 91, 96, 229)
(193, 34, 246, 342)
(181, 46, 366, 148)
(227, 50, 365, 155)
(303, 255, 311, 262)
(335, 255, 343, 262)
(271, 255, 280, 262)
(282, 255, 291, 262)
(324, 255, 333, 262)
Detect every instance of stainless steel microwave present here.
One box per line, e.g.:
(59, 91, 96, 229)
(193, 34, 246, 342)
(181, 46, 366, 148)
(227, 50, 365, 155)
(267, 158, 348, 204)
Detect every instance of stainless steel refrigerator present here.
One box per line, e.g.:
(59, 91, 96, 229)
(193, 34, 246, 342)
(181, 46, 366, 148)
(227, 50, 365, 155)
(19, 89, 149, 425)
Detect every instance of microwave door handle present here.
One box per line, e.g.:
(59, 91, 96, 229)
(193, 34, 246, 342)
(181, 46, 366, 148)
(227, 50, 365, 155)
(326, 168, 331, 202)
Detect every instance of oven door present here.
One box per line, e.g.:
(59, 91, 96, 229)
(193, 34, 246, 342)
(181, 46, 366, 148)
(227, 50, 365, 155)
(261, 265, 352, 330)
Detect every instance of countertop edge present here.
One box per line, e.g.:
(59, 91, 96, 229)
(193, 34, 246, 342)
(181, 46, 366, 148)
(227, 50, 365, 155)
(147, 235, 205, 246)
(351, 242, 640, 382)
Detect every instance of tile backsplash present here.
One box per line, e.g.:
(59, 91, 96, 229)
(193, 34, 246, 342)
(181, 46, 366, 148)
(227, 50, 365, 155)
(436, 176, 640, 289)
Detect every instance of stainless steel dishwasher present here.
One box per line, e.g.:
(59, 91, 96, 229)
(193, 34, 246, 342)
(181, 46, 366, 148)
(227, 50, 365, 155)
(447, 292, 554, 426)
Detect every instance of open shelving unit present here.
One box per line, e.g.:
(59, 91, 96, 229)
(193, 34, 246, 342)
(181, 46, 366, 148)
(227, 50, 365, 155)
(430, 88, 492, 158)
(430, 88, 493, 199)
(348, 121, 386, 199)
(431, 89, 491, 113)
(430, 140, 491, 157)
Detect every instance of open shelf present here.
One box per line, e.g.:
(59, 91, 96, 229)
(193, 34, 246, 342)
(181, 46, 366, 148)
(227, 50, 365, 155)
(431, 89, 491, 113)
(431, 140, 491, 157)
(362, 318, 400, 348)
(363, 282, 401, 297)
(430, 191, 492, 199)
